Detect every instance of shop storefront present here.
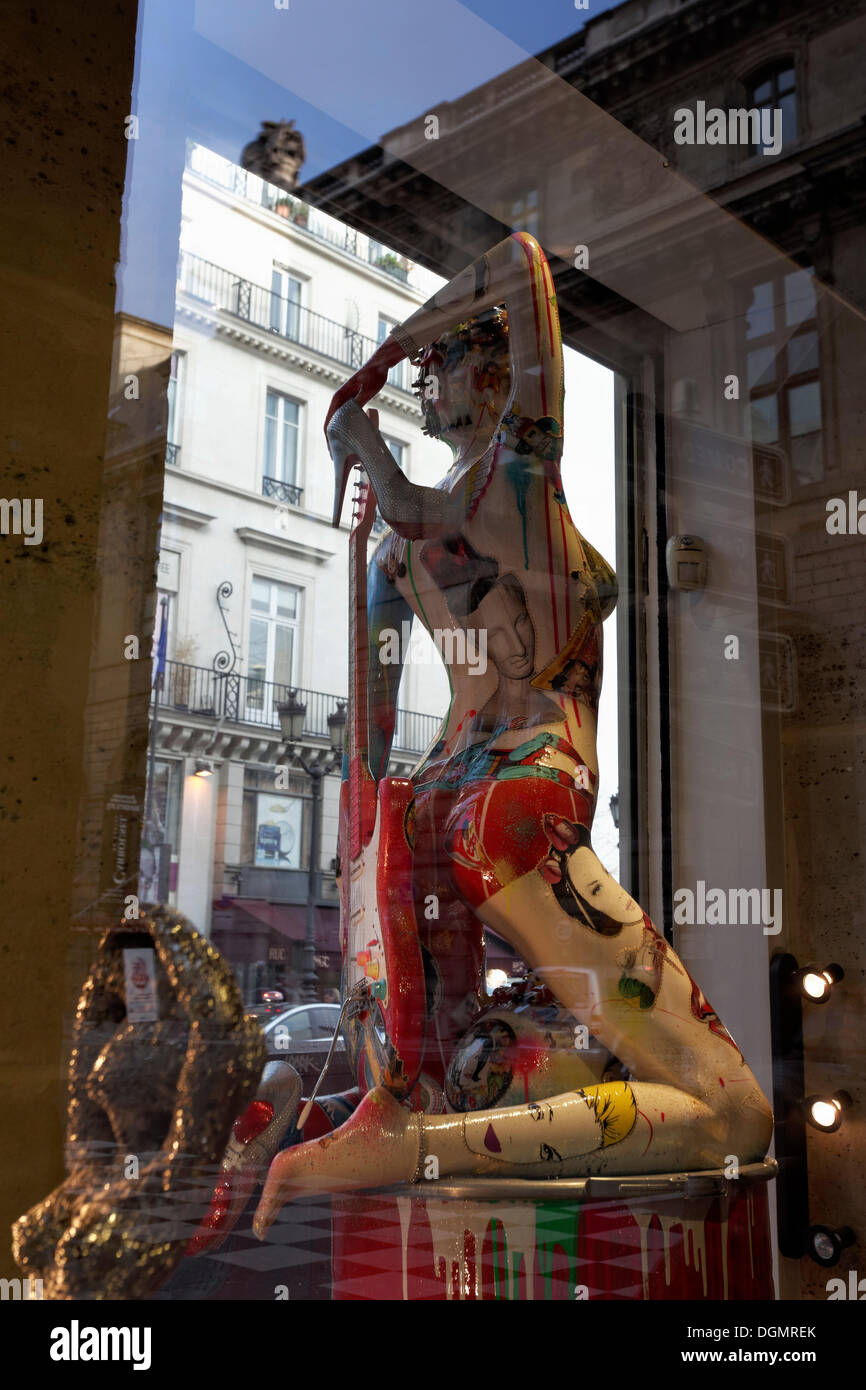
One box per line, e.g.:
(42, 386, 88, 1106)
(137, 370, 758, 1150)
(3, 0, 865, 1338)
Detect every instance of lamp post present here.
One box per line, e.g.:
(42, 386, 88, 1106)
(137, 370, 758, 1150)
(277, 693, 346, 1002)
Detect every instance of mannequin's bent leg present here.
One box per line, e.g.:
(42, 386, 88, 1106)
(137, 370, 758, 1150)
(467, 858, 773, 1172)
(253, 801, 773, 1231)
(255, 1071, 727, 1234)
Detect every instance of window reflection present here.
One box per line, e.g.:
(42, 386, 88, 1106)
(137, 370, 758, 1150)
(748, 61, 798, 154)
(745, 267, 822, 486)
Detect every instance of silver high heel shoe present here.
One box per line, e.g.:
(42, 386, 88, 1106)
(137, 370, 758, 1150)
(327, 400, 461, 538)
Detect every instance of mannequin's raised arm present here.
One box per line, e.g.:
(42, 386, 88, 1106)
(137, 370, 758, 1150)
(328, 404, 462, 535)
(393, 232, 563, 430)
(323, 233, 563, 439)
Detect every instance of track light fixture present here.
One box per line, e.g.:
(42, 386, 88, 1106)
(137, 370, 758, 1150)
(805, 1224, 856, 1268)
(794, 962, 844, 1004)
(803, 1091, 851, 1134)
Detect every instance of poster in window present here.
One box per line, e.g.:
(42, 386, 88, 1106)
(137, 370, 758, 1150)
(254, 792, 302, 868)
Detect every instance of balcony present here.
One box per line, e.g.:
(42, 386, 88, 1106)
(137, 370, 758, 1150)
(367, 242, 410, 283)
(185, 142, 418, 288)
(155, 660, 440, 755)
(177, 250, 414, 390)
(262, 476, 303, 506)
(165, 443, 181, 467)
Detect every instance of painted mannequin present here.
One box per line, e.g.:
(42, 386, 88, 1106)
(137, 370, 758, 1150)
(254, 233, 771, 1234)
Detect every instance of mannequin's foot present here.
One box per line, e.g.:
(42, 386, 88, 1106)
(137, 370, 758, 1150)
(252, 1087, 417, 1238)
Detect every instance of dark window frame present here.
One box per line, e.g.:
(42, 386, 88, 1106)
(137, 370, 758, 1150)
(744, 264, 824, 489)
(744, 58, 798, 156)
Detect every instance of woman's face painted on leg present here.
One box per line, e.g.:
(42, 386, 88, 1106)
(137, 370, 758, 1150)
(540, 819, 643, 933)
(565, 848, 643, 927)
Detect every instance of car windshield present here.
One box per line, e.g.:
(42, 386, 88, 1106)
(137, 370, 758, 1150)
(262, 1005, 341, 1036)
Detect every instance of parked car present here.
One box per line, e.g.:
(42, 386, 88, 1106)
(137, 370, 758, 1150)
(259, 1003, 354, 1091)
(246, 988, 293, 1021)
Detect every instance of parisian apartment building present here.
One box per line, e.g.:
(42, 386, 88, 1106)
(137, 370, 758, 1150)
(144, 142, 451, 1000)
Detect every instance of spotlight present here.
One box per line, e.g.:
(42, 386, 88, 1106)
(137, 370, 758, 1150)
(795, 962, 844, 1004)
(486, 969, 508, 993)
(805, 1224, 856, 1268)
(194, 759, 213, 778)
(803, 1091, 852, 1133)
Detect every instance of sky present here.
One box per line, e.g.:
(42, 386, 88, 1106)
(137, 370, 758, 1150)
(119, 0, 626, 324)
(561, 349, 620, 875)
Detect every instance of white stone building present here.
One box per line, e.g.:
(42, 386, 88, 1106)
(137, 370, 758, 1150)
(147, 142, 450, 999)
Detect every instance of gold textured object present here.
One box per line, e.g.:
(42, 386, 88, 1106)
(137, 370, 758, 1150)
(11, 906, 265, 1300)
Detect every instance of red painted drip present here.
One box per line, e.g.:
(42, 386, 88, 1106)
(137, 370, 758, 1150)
(444, 709, 476, 758)
(719, 1077, 725, 1087)
(558, 505, 571, 637)
(660, 1112, 665, 1122)
(544, 492, 560, 651)
(510, 1042, 548, 1107)
(637, 1106, 654, 1156)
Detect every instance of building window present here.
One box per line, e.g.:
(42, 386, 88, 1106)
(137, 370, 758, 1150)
(252, 790, 304, 869)
(246, 577, 302, 716)
(381, 435, 406, 471)
(154, 565, 178, 663)
(378, 315, 409, 391)
(745, 266, 822, 486)
(264, 389, 301, 494)
(166, 350, 185, 465)
(270, 267, 303, 338)
(140, 757, 181, 901)
(747, 61, 797, 154)
(241, 767, 310, 867)
(510, 188, 539, 237)
(369, 437, 407, 535)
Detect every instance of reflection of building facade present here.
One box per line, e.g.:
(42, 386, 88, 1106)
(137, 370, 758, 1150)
(300, 0, 866, 1301)
(73, 312, 171, 939)
(149, 144, 450, 1000)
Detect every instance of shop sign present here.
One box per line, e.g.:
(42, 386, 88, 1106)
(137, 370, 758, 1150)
(100, 784, 143, 907)
(123, 948, 158, 1021)
(254, 792, 302, 868)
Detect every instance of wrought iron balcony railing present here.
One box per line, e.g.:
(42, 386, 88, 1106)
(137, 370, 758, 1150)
(177, 251, 414, 391)
(154, 659, 439, 755)
(262, 476, 303, 506)
(184, 141, 417, 288)
(165, 443, 181, 466)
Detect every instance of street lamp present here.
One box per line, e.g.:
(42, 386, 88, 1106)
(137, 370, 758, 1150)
(277, 694, 346, 1002)
(277, 691, 306, 743)
(327, 702, 348, 753)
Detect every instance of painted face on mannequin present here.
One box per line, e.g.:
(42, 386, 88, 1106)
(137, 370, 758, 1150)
(540, 821, 644, 934)
(475, 580, 534, 679)
(416, 310, 510, 455)
(565, 849, 643, 927)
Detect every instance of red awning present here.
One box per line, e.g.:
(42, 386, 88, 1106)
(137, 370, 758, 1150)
(229, 899, 341, 953)
(214, 901, 520, 975)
